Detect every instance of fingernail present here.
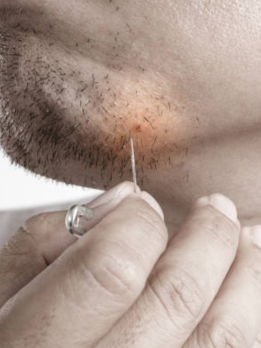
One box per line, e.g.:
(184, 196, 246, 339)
(196, 193, 239, 225)
(140, 191, 164, 220)
(251, 225, 261, 249)
(88, 181, 141, 208)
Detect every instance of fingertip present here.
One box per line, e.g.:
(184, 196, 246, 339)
(195, 193, 239, 227)
(116, 181, 141, 195)
(88, 181, 140, 208)
(140, 191, 164, 220)
(195, 196, 209, 208)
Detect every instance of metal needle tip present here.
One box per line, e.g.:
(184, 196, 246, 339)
(130, 134, 138, 193)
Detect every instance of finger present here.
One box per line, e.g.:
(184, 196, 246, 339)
(184, 225, 261, 348)
(95, 193, 240, 348)
(0, 181, 138, 308)
(253, 331, 261, 348)
(0, 193, 168, 348)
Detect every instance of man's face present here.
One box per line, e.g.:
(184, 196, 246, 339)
(1, 0, 261, 228)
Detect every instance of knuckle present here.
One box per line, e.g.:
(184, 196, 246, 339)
(134, 203, 168, 245)
(194, 205, 239, 248)
(1, 226, 34, 258)
(75, 244, 142, 298)
(0, 213, 51, 259)
(101, 254, 140, 296)
(198, 318, 247, 348)
(148, 266, 205, 326)
(246, 261, 261, 289)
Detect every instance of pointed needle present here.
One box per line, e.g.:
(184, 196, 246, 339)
(130, 134, 138, 193)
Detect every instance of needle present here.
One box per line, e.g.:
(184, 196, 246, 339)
(130, 133, 138, 193)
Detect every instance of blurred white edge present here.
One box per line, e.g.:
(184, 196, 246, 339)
(0, 147, 103, 210)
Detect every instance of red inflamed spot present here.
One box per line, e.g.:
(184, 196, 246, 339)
(134, 124, 141, 133)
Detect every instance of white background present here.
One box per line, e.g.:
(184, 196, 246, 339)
(0, 147, 102, 210)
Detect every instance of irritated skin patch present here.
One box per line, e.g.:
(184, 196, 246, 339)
(0, 3, 191, 190)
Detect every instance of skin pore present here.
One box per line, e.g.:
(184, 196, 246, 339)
(1, 0, 261, 231)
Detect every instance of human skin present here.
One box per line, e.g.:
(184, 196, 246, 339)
(1, 0, 261, 230)
(1, 182, 261, 347)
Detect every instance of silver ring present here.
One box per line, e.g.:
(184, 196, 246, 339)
(65, 204, 94, 238)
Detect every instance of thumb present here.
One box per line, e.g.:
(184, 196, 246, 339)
(0, 182, 137, 308)
(0, 190, 167, 348)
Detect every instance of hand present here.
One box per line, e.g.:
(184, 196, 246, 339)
(0, 182, 261, 348)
